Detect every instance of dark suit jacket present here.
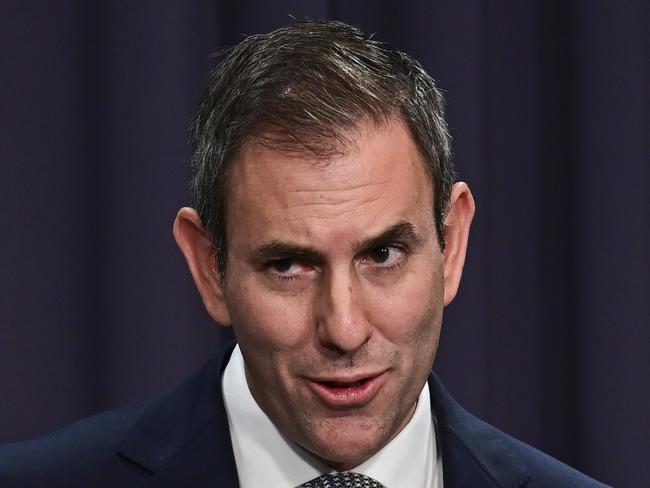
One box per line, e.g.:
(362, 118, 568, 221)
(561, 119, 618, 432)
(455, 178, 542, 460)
(0, 342, 608, 487)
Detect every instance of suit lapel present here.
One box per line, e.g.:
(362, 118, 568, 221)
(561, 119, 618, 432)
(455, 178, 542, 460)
(116, 343, 239, 487)
(428, 373, 530, 488)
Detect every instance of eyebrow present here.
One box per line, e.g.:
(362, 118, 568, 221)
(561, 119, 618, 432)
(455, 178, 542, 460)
(253, 242, 323, 264)
(251, 221, 423, 264)
(352, 221, 423, 254)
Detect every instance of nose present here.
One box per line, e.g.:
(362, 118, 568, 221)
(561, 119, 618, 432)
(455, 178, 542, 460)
(314, 268, 372, 353)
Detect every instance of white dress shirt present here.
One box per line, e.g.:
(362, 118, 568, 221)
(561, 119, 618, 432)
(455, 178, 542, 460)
(222, 345, 443, 488)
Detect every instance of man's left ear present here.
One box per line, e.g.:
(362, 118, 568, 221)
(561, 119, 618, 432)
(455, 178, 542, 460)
(442, 182, 475, 306)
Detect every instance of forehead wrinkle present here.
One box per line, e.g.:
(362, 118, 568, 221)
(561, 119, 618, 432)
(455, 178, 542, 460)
(288, 179, 395, 194)
(281, 194, 384, 212)
(282, 179, 396, 210)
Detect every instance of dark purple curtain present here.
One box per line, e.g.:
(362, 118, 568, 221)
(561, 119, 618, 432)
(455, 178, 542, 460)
(1, 2, 647, 486)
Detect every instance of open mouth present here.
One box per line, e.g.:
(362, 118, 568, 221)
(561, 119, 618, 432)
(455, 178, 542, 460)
(309, 373, 385, 407)
(321, 379, 368, 388)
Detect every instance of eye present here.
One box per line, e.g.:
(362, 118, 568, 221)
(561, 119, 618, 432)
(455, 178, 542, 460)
(368, 246, 391, 263)
(270, 258, 295, 274)
(266, 258, 312, 282)
(364, 245, 406, 270)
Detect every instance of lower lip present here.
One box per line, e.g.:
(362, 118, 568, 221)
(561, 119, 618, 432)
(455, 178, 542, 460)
(309, 373, 386, 408)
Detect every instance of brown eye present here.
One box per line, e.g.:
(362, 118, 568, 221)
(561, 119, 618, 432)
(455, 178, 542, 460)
(271, 258, 294, 273)
(369, 246, 390, 263)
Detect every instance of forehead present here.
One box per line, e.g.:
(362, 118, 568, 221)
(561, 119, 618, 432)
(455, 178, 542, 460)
(226, 119, 434, 248)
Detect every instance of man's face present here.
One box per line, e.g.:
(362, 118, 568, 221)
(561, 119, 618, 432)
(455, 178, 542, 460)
(175, 117, 474, 470)
(217, 119, 450, 469)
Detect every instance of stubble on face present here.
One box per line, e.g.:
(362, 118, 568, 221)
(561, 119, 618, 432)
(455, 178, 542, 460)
(222, 118, 445, 469)
(291, 312, 441, 469)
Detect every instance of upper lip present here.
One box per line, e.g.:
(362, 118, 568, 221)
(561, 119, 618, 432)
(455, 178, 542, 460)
(307, 371, 385, 384)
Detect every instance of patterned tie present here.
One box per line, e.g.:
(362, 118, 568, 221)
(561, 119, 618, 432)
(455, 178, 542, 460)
(299, 471, 386, 487)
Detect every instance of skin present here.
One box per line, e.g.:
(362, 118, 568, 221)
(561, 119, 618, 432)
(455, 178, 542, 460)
(174, 118, 475, 470)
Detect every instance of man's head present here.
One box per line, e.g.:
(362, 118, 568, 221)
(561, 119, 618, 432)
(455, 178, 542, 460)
(174, 20, 474, 470)
(189, 20, 455, 276)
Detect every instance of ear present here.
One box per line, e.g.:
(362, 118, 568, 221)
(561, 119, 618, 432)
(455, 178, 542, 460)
(173, 207, 232, 326)
(442, 182, 475, 306)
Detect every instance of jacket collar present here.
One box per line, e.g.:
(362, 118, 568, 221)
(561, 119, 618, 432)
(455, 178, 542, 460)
(117, 342, 530, 487)
(429, 373, 530, 487)
(116, 342, 239, 486)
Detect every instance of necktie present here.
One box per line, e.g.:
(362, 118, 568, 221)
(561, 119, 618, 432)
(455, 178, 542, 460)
(299, 471, 386, 487)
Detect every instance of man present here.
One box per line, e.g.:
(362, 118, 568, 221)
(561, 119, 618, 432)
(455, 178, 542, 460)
(0, 20, 607, 487)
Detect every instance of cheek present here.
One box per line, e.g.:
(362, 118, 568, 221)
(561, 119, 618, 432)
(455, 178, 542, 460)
(367, 266, 444, 343)
(225, 277, 314, 349)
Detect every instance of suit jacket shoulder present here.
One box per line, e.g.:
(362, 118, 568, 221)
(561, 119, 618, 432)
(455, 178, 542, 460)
(428, 373, 609, 487)
(0, 404, 148, 487)
(0, 344, 238, 488)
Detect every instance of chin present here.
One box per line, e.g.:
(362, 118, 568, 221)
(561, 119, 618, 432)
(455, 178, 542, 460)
(306, 420, 388, 470)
